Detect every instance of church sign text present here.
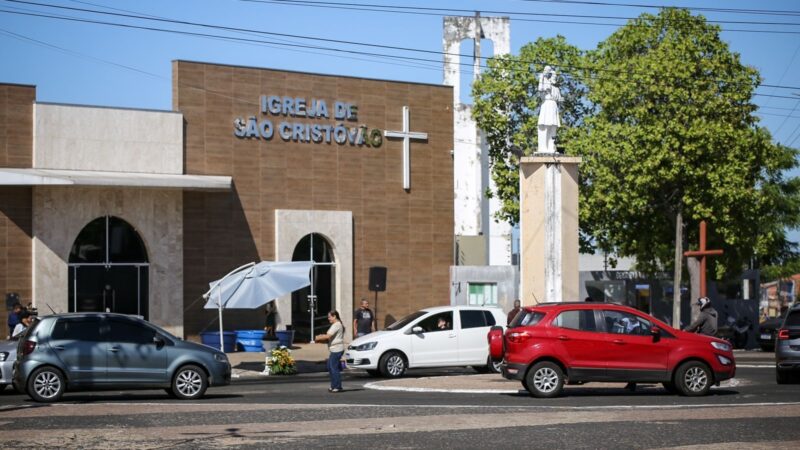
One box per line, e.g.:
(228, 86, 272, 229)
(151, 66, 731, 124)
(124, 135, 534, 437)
(233, 95, 383, 147)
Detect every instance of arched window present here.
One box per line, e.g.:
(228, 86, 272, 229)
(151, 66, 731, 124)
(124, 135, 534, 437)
(68, 216, 149, 318)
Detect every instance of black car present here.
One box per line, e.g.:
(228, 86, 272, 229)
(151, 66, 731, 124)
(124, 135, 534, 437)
(758, 312, 787, 352)
(776, 304, 800, 384)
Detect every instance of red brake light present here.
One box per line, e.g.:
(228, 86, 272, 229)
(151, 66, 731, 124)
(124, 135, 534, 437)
(778, 329, 790, 340)
(508, 331, 532, 344)
(22, 340, 36, 355)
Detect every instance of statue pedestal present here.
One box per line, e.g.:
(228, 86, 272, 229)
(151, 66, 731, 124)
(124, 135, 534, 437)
(520, 154, 581, 304)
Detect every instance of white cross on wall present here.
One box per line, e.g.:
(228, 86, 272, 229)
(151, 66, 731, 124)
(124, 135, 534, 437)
(384, 106, 428, 190)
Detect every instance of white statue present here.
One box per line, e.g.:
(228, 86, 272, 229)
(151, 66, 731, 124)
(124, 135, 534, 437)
(537, 65, 562, 153)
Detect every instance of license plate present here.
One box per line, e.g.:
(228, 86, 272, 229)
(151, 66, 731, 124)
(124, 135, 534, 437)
(760, 333, 771, 340)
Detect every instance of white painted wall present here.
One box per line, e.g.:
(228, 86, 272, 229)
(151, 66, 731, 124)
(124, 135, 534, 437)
(444, 16, 512, 266)
(34, 103, 183, 174)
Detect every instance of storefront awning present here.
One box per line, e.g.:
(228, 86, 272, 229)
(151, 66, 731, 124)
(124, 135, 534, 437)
(0, 168, 231, 190)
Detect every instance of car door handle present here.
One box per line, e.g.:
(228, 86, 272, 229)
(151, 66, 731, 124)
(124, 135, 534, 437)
(108, 347, 120, 352)
(53, 345, 64, 350)
(558, 335, 570, 341)
(612, 339, 625, 345)
(448, 333, 456, 338)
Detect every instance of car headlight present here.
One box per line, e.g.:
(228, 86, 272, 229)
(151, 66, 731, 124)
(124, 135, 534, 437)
(0, 352, 7, 362)
(214, 353, 229, 363)
(711, 341, 731, 351)
(351, 341, 378, 351)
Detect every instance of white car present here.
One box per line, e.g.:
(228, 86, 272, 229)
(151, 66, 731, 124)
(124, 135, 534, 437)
(345, 305, 507, 378)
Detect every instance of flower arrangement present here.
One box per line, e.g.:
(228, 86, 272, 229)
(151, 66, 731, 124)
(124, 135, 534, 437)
(266, 346, 296, 375)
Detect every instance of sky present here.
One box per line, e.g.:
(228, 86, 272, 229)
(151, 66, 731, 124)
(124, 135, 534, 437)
(1, 0, 799, 241)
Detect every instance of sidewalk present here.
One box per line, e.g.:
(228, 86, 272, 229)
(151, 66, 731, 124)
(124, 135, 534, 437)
(227, 342, 330, 379)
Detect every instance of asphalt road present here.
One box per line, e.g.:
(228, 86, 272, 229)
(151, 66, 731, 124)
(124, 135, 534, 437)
(1, 352, 798, 449)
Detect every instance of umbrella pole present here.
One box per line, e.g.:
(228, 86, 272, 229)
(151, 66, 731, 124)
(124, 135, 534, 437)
(218, 289, 224, 353)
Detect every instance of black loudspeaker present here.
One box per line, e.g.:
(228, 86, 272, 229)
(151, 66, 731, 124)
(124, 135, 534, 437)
(369, 267, 387, 292)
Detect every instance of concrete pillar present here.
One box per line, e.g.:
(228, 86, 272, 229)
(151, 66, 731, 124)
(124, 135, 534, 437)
(520, 155, 581, 304)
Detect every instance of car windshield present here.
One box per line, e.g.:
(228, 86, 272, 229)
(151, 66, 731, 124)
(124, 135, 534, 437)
(385, 311, 427, 331)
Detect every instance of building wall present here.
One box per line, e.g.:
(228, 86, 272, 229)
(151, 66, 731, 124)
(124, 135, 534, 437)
(32, 187, 184, 336)
(33, 103, 183, 174)
(0, 83, 34, 335)
(450, 265, 518, 313)
(174, 61, 454, 335)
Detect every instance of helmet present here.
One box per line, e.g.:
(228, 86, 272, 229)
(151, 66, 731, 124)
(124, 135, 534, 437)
(696, 297, 710, 309)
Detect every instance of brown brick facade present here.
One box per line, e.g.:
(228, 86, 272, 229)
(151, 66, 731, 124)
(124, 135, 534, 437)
(0, 84, 34, 335)
(174, 61, 454, 336)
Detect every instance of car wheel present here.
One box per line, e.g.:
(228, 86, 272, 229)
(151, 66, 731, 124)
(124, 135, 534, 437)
(379, 351, 406, 378)
(27, 366, 65, 403)
(488, 357, 503, 374)
(366, 369, 380, 377)
(674, 361, 712, 396)
(524, 361, 564, 398)
(776, 369, 790, 385)
(0, 384, 6, 393)
(171, 365, 208, 400)
(662, 381, 679, 394)
(759, 345, 774, 352)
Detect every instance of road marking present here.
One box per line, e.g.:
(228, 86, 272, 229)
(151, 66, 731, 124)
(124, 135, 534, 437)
(736, 364, 774, 368)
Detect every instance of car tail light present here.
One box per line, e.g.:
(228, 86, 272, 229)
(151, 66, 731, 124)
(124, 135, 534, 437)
(508, 331, 532, 344)
(778, 329, 790, 340)
(22, 340, 36, 355)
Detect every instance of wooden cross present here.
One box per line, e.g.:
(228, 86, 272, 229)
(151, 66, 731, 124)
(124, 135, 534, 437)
(683, 220, 724, 297)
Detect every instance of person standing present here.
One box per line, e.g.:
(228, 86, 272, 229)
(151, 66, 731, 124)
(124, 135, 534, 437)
(315, 310, 345, 393)
(7, 302, 23, 339)
(353, 298, 376, 339)
(684, 297, 718, 337)
(264, 302, 276, 338)
(507, 299, 522, 325)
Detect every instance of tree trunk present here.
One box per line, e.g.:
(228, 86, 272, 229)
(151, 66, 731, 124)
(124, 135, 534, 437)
(687, 257, 701, 324)
(672, 209, 683, 329)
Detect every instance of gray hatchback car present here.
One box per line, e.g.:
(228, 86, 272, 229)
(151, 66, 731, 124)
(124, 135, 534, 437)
(776, 304, 800, 384)
(13, 313, 231, 402)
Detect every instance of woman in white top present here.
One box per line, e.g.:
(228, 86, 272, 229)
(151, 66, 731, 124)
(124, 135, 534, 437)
(315, 310, 345, 392)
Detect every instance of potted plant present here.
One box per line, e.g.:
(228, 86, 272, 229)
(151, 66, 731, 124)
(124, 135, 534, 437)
(265, 346, 296, 375)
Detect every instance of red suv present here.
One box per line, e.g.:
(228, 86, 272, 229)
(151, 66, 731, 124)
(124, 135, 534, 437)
(488, 302, 735, 398)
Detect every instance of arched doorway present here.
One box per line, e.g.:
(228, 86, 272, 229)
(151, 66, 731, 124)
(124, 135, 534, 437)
(68, 216, 149, 318)
(291, 233, 335, 342)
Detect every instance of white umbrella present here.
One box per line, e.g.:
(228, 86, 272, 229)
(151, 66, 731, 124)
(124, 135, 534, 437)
(203, 261, 313, 352)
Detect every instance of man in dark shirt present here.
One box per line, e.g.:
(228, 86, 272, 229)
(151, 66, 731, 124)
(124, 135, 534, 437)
(353, 299, 376, 338)
(7, 302, 23, 339)
(507, 299, 521, 325)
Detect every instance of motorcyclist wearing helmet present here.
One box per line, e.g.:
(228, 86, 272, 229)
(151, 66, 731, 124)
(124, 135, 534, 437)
(684, 296, 718, 336)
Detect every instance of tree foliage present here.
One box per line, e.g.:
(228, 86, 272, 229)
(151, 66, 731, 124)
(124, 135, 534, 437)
(472, 36, 591, 225)
(472, 9, 800, 278)
(572, 8, 800, 276)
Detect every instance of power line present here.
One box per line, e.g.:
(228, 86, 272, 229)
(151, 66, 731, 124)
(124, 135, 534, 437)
(4, 0, 800, 96)
(247, 0, 800, 27)
(507, 0, 800, 17)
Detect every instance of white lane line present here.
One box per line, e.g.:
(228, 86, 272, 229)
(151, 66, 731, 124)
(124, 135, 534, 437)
(736, 364, 774, 368)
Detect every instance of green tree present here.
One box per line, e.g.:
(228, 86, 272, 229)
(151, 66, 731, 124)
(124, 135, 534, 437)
(472, 36, 591, 226)
(570, 8, 800, 325)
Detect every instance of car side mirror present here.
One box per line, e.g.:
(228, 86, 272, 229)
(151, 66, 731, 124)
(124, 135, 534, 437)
(650, 326, 661, 342)
(153, 336, 165, 346)
(411, 326, 424, 335)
